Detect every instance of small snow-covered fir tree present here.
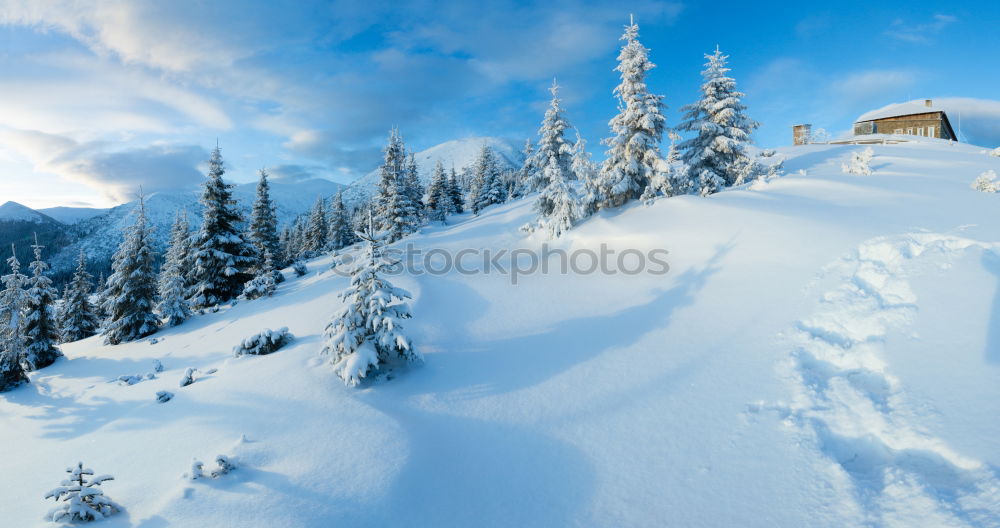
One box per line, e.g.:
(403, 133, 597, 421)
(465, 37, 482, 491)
(470, 144, 505, 214)
(22, 236, 63, 370)
(525, 154, 581, 238)
(190, 146, 255, 309)
(248, 168, 281, 273)
(972, 169, 999, 193)
(529, 80, 575, 194)
(241, 250, 277, 300)
(593, 18, 667, 210)
(321, 216, 420, 386)
(157, 212, 193, 327)
(45, 462, 121, 523)
(376, 129, 421, 242)
(425, 160, 452, 224)
(404, 152, 425, 219)
(446, 166, 464, 214)
(61, 250, 99, 342)
(305, 195, 329, 254)
(677, 46, 759, 196)
(0, 246, 29, 391)
(841, 147, 874, 176)
(102, 194, 160, 345)
(511, 139, 536, 198)
(326, 191, 355, 251)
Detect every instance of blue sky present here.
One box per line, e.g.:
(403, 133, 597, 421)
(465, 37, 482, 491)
(1, 0, 999, 209)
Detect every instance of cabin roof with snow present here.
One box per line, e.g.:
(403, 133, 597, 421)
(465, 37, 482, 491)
(853, 99, 956, 141)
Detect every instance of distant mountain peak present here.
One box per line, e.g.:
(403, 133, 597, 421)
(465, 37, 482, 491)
(0, 201, 60, 224)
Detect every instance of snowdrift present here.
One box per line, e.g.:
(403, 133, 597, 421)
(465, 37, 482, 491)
(3, 139, 1000, 527)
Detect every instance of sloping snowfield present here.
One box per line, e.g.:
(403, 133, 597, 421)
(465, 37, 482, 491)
(3, 139, 1000, 527)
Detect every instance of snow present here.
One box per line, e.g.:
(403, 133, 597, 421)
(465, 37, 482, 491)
(857, 99, 942, 122)
(0, 201, 55, 223)
(342, 136, 523, 205)
(3, 138, 1000, 526)
(36, 206, 110, 225)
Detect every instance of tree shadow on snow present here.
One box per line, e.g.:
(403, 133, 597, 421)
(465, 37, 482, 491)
(979, 249, 1000, 364)
(409, 241, 733, 397)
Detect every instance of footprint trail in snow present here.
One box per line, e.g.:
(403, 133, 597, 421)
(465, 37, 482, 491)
(777, 233, 1000, 527)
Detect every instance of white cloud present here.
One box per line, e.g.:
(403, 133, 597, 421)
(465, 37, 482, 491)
(0, 128, 208, 202)
(885, 14, 957, 44)
(832, 69, 918, 103)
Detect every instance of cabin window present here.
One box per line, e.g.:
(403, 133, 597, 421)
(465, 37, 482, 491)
(894, 128, 904, 134)
(906, 127, 914, 135)
(928, 126, 936, 138)
(917, 127, 925, 136)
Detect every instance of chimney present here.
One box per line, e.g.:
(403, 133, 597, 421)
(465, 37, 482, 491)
(925, 99, 933, 108)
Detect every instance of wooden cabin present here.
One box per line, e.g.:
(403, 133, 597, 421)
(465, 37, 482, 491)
(853, 99, 957, 140)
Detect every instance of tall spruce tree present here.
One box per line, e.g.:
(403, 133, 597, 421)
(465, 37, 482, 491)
(404, 153, 425, 219)
(595, 18, 667, 209)
(376, 129, 420, 241)
(447, 166, 464, 214)
(513, 139, 536, 198)
(425, 160, 451, 224)
(157, 212, 193, 327)
(248, 168, 280, 272)
(102, 195, 159, 345)
(22, 236, 63, 370)
(532, 81, 576, 215)
(677, 46, 759, 196)
(60, 250, 99, 343)
(470, 144, 505, 214)
(0, 246, 29, 391)
(190, 146, 254, 309)
(530, 80, 575, 194)
(320, 215, 419, 386)
(305, 196, 328, 254)
(326, 191, 355, 251)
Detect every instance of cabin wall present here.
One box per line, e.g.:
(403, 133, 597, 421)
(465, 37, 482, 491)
(870, 112, 952, 139)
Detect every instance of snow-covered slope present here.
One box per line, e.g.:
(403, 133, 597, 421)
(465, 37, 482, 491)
(0, 201, 58, 223)
(4, 140, 1000, 527)
(49, 178, 344, 274)
(36, 206, 110, 225)
(341, 136, 523, 205)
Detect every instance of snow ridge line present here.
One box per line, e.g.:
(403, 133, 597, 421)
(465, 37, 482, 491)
(780, 233, 1000, 527)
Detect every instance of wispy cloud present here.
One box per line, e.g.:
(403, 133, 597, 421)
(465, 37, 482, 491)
(0, 128, 208, 203)
(885, 14, 957, 44)
(832, 69, 918, 103)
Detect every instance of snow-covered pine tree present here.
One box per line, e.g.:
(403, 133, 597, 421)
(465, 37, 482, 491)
(677, 46, 759, 196)
(320, 216, 419, 386)
(404, 152, 425, 219)
(60, 250, 99, 343)
(157, 212, 193, 327)
(424, 160, 451, 224)
(22, 236, 63, 370)
(190, 146, 255, 309)
(241, 249, 277, 300)
(326, 191, 355, 251)
(512, 139, 536, 199)
(305, 195, 328, 254)
(44, 462, 121, 523)
(529, 80, 575, 194)
(376, 129, 420, 242)
(594, 18, 667, 209)
(470, 143, 505, 214)
(277, 225, 292, 267)
(248, 168, 280, 273)
(526, 153, 581, 238)
(102, 194, 159, 345)
(0, 246, 29, 391)
(447, 166, 464, 214)
(56, 285, 70, 341)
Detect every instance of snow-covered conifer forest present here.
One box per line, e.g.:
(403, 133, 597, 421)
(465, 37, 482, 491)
(3, 8, 1000, 528)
